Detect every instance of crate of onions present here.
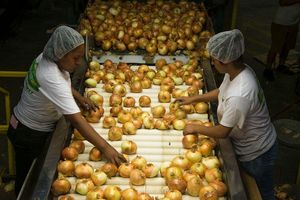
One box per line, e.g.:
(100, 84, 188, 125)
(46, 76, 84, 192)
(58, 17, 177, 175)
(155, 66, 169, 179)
(51, 57, 228, 200)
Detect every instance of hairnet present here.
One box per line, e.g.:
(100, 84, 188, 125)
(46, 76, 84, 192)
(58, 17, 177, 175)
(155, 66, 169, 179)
(43, 25, 84, 61)
(206, 29, 245, 64)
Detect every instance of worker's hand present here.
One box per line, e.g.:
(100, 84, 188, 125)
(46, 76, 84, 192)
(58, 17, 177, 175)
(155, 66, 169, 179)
(175, 96, 195, 105)
(78, 97, 98, 111)
(183, 124, 199, 136)
(102, 144, 127, 166)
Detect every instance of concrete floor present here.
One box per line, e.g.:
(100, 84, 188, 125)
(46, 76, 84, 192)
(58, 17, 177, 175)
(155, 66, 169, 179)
(0, 0, 299, 198)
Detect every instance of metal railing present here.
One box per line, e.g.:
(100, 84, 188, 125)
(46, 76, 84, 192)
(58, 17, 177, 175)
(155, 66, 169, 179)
(0, 70, 27, 175)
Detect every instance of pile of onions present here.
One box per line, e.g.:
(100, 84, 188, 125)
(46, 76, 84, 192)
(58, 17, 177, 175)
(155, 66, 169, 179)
(79, 0, 212, 55)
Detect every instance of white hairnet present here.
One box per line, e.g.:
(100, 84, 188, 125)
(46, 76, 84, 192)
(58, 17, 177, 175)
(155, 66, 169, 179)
(206, 29, 245, 64)
(43, 25, 84, 61)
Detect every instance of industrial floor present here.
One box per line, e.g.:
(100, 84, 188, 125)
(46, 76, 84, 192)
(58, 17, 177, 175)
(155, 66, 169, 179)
(0, 0, 299, 199)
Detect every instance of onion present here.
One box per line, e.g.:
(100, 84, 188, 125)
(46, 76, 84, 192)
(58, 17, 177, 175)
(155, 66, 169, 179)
(171, 155, 191, 170)
(101, 163, 118, 178)
(138, 193, 154, 200)
(102, 40, 112, 50)
(108, 126, 123, 141)
(190, 162, 206, 177)
(154, 119, 170, 130)
(165, 166, 183, 182)
(118, 163, 134, 178)
(110, 106, 123, 117)
(89, 94, 104, 106)
(199, 185, 218, 200)
(174, 109, 187, 120)
(138, 38, 149, 49)
(104, 185, 122, 200)
(183, 170, 200, 183)
(103, 116, 117, 128)
(130, 107, 143, 119)
(121, 140, 137, 154)
(205, 168, 222, 183)
(123, 96, 136, 107)
(141, 78, 152, 89)
(146, 43, 157, 55)
(182, 134, 198, 149)
(194, 102, 209, 114)
(185, 148, 202, 163)
(186, 176, 206, 197)
(167, 178, 187, 194)
(130, 169, 146, 185)
(164, 189, 182, 200)
(158, 90, 171, 103)
(85, 78, 97, 88)
(155, 58, 167, 70)
(197, 142, 213, 157)
(86, 187, 104, 200)
(121, 188, 138, 200)
(180, 104, 194, 114)
(209, 180, 228, 197)
(109, 94, 123, 107)
(202, 156, 220, 169)
(131, 155, 147, 170)
(163, 113, 176, 126)
(117, 111, 133, 124)
(86, 107, 104, 123)
(139, 95, 151, 107)
(130, 81, 143, 93)
(157, 43, 168, 55)
(51, 178, 71, 196)
(75, 162, 94, 179)
(61, 147, 78, 161)
(151, 105, 166, 118)
(57, 160, 75, 177)
(91, 169, 107, 186)
(142, 163, 159, 178)
(122, 121, 137, 135)
(89, 61, 100, 71)
(89, 147, 102, 161)
(127, 41, 138, 51)
(75, 179, 95, 195)
(69, 140, 85, 154)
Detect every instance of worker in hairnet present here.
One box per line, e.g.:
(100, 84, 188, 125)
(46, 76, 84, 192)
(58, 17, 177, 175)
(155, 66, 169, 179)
(7, 26, 126, 195)
(177, 29, 277, 200)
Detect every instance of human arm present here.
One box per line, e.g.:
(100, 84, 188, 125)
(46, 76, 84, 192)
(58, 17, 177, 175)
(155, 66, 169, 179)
(183, 123, 232, 138)
(183, 95, 251, 138)
(64, 113, 126, 166)
(279, 0, 300, 6)
(176, 88, 219, 105)
(72, 87, 97, 111)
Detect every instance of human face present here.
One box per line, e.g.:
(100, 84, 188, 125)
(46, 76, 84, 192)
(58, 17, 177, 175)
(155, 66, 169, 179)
(57, 44, 85, 73)
(211, 57, 226, 74)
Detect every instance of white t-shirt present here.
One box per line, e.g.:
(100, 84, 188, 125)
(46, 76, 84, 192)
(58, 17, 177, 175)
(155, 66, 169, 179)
(217, 65, 276, 162)
(14, 53, 80, 132)
(273, 3, 300, 25)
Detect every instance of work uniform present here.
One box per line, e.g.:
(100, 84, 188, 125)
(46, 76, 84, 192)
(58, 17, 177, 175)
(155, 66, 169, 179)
(7, 53, 80, 194)
(217, 65, 277, 200)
